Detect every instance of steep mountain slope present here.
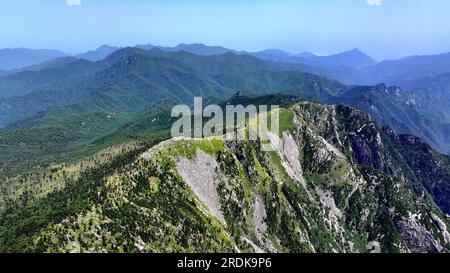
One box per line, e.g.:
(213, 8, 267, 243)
(383, 128, 450, 216)
(0, 48, 68, 70)
(327, 84, 450, 154)
(405, 73, 450, 98)
(1, 101, 448, 253)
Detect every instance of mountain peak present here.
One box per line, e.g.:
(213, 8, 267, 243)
(77, 45, 121, 61)
(97, 44, 116, 50)
(334, 48, 369, 58)
(320, 48, 377, 68)
(258, 49, 292, 55)
(348, 48, 362, 53)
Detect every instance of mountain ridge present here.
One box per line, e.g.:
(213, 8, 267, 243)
(1, 99, 449, 253)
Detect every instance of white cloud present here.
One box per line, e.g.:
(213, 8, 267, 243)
(367, 0, 382, 6)
(67, 0, 81, 6)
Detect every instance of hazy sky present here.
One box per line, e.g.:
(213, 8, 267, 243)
(1, 0, 450, 60)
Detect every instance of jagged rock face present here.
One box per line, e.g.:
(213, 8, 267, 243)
(29, 102, 450, 253)
(346, 133, 386, 170)
(398, 217, 442, 253)
(381, 124, 450, 215)
(332, 105, 387, 170)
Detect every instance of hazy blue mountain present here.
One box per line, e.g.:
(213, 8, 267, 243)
(272, 60, 362, 85)
(77, 45, 121, 61)
(136, 43, 235, 56)
(135, 43, 156, 51)
(280, 50, 450, 90)
(0, 58, 99, 99)
(0, 57, 80, 76)
(241, 48, 375, 85)
(249, 49, 296, 63)
(302, 48, 377, 69)
(135, 43, 320, 67)
(0, 48, 68, 70)
(11, 44, 450, 92)
(296, 51, 316, 58)
(359, 52, 450, 88)
(259, 49, 450, 90)
(248, 48, 376, 70)
(423, 73, 450, 95)
(170, 43, 235, 55)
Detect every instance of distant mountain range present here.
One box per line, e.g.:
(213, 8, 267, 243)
(2, 44, 450, 158)
(0, 48, 68, 70)
(2, 46, 450, 160)
(4, 43, 450, 93)
(0, 43, 375, 70)
(358, 53, 450, 88)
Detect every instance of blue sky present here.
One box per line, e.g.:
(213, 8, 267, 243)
(1, 0, 450, 60)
